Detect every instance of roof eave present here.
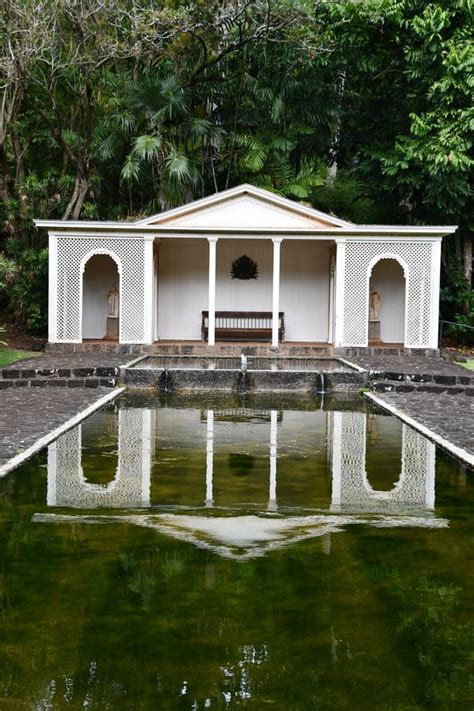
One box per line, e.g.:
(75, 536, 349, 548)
(34, 220, 457, 237)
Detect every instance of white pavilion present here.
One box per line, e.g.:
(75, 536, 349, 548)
(35, 184, 455, 350)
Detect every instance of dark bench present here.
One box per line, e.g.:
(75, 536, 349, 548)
(202, 311, 285, 342)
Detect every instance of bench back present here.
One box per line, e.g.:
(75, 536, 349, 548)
(202, 311, 284, 341)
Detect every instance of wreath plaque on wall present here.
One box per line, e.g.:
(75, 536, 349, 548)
(231, 255, 259, 280)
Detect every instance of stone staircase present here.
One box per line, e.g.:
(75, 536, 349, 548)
(0, 366, 119, 389)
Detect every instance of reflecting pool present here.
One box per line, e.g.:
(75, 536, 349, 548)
(0, 393, 472, 709)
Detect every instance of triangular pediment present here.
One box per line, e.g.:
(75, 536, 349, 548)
(137, 184, 351, 229)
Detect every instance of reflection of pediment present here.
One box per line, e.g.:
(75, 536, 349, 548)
(33, 512, 448, 561)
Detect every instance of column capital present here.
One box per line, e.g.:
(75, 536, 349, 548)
(143, 234, 156, 243)
(207, 236, 219, 244)
(272, 237, 283, 245)
(334, 237, 347, 246)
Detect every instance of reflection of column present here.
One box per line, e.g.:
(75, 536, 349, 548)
(330, 411, 343, 511)
(268, 409, 278, 510)
(272, 239, 282, 349)
(207, 238, 218, 346)
(140, 409, 153, 506)
(205, 410, 214, 507)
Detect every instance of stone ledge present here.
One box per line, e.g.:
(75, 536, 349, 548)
(0, 377, 117, 389)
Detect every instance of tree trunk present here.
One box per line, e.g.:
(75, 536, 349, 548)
(462, 231, 472, 286)
(62, 172, 88, 220)
(461, 231, 473, 316)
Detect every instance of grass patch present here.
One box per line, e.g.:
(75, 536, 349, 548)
(455, 359, 474, 371)
(0, 350, 37, 366)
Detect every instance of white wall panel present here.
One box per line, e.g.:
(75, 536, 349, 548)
(216, 240, 273, 312)
(280, 241, 331, 342)
(158, 239, 208, 340)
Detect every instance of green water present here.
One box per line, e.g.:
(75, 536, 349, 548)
(0, 393, 472, 710)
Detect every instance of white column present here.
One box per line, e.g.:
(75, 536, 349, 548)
(153, 241, 159, 342)
(143, 236, 155, 345)
(334, 238, 346, 347)
(272, 238, 282, 349)
(48, 233, 58, 342)
(205, 410, 214, 506)
(268, 409, 278, 510)
(328, 253, 335, 344)
(429, 238, 442, 349)
(207, 238, 218, 346)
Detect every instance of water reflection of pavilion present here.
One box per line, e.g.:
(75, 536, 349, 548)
(47, 407, 436, 513)
(39, 406, 447, 558)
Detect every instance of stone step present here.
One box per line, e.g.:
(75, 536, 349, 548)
(371, 380, 474, 395)
(0, 377, 117, 389)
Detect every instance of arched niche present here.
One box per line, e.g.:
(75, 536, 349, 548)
(368, 257, 406, 344)
(82, 253, 120, 340)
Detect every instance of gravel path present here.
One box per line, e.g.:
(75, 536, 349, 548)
(0, 387, 116, 464)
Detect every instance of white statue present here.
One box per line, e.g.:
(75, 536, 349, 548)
(107, 284, 119, 317)
(369, 291, 381, 321)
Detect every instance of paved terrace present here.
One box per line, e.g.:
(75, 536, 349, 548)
(0, 387, 114, 465)
(348, 353, 470, 375)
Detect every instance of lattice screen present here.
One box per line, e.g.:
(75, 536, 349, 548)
(342, 241, 435, 347)
(49, 409, 151, 508)
(55, 236, 146, 343)
(332, 411, 435, 513)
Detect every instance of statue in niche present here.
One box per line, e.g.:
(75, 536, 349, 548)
(107, 284, 119, 317)
(369, 291, 381, 321)
(231, 255, 258, 280)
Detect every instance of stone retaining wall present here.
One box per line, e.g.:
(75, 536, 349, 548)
(45, 342, 440, 358)
(122, 367, 365, 393)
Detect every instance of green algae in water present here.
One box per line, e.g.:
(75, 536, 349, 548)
(0, 393, 472, 709)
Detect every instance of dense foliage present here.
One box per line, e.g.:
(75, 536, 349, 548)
(0, 0, 472, 339)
